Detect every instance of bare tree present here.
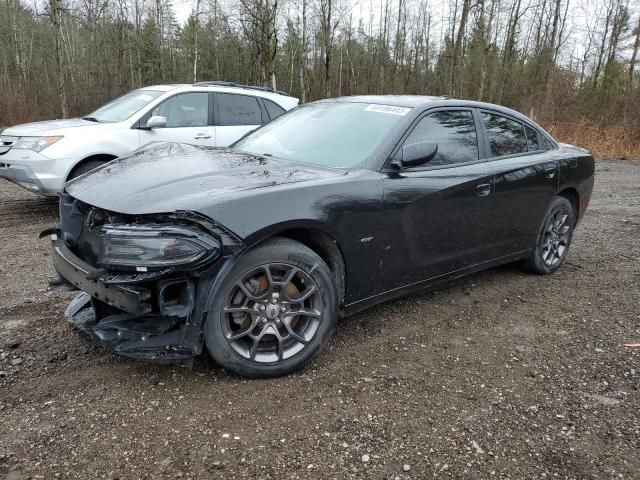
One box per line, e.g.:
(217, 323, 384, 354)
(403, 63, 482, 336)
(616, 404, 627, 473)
(50, 0, 68, 117)
(630, 15, 640, 83)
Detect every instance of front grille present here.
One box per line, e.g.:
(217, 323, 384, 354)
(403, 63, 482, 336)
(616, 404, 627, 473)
(0, 136, 17, 156)
(60, 198, 107, 267)
(76, 209, 106, 266)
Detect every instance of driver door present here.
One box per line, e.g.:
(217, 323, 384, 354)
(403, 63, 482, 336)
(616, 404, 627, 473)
(138, 92, 215, 148)
(379, 108, 497, 290)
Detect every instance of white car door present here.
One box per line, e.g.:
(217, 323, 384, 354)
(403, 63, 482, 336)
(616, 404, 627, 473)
(214, 93, 264, 146)
(138, 92, 215, 148)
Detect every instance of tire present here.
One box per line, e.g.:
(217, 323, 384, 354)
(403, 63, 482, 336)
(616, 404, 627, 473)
(67, 160, 107, 180)
(204, 237, 338, 378)
(524, 196, 576, 274)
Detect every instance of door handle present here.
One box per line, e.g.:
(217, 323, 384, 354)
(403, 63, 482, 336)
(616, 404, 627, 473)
(543, 162, 557, 178)
(194, 134, 211, 140)
(476, 183, 492, 197)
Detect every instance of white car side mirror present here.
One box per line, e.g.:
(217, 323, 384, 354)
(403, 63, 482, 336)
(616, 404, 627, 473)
(146, 116, 167, 129)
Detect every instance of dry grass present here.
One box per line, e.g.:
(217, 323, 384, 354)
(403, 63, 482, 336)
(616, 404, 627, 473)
(544, 120, 640, 160)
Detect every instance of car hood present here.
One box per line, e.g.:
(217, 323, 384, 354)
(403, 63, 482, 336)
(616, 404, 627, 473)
(66, 142, 347, 215)
(2, 118, 102, 136)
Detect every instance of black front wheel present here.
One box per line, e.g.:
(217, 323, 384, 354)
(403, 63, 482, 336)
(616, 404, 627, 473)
(525, 196, 576, 274)
(204, 237, 338, 378)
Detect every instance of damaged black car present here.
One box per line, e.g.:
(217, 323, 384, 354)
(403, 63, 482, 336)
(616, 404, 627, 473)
(46, 96, 595, 377)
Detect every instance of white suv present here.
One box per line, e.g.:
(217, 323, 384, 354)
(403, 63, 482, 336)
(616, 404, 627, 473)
(0, 82, 298, 196)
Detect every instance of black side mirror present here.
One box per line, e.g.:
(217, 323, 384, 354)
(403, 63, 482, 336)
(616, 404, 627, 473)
(396, 141, 438, 169)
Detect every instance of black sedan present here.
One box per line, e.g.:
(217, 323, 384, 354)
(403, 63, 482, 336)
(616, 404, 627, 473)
(48, 96, 595, 377)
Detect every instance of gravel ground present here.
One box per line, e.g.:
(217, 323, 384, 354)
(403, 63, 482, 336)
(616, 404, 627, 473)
(0, 160, 638, 480)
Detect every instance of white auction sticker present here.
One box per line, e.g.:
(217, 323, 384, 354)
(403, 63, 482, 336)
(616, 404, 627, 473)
(364, 104, 411, 116)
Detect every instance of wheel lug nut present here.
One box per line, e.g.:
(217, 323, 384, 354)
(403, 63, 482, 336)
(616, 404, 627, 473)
(275, 319, 281, 325)
(262, 318, 267, 324)
(260, 305, 266, 311)
(281, 306, 287, 312)
(271, 299, 278, 304)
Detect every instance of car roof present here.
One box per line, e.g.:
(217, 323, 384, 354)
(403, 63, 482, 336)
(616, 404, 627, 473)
(321, 95, 544, 128)
(140, 83, 292, 98)
(323, 95, 446, 108)
(138, 83, 298, 107)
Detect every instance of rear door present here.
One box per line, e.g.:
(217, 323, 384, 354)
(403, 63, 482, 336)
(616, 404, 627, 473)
(213, 93, 266, 146)
(480, 111, 558, 253)
(380, 108, 497, 290)
(138, 92, 215, 147)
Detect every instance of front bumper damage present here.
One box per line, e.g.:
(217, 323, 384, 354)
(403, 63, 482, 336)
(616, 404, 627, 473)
(48, 197, 244, 363)
(64, 292, 197, 363)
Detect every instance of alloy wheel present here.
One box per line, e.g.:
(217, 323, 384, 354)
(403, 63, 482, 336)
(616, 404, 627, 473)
(221, 263, 323, 363)
(541, 208, 572, 267)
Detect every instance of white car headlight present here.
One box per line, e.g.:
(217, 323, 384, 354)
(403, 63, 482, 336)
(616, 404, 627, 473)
(13, 136, 63, 152)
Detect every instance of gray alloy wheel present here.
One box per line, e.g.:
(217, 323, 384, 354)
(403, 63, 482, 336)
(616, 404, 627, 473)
(221, 263, 323, 363)
(525, 196, 576, 274)
(204, 237, 338, 378)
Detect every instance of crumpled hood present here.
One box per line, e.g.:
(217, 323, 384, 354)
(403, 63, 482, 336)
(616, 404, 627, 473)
(2, 118, 100, 136)
(65, 142, 346, 215)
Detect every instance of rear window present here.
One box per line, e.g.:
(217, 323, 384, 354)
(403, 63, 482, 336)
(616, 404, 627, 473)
(264, 99, 286, 120)
(482, 112, 528, 157)
(218, 93, 262, 126)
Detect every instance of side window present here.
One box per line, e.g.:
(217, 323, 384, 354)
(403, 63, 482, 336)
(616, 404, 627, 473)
(543, 136, 554, 150)
(218, 93, 262, 126)
(264, 99, 286, 120)
(151, 93, 208, 127)
(524, 125, 541, 151)
(482, 112, 528, 157)
(403, 110, 479, 167)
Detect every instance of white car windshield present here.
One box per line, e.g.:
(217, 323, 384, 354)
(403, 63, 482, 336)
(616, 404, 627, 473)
(86, 90, 163, 123)
(234, 102, 412, 168)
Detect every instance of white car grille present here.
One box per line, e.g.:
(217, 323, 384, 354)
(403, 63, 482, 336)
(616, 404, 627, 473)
(0, 135, 18, 155)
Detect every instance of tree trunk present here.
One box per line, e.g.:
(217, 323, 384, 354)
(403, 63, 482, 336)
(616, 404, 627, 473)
(299, 0, 307, 102)
(50, 0, 68, 118)
(451, 0, 471, 97)
(193, 0, 200, 82)
(630, 16, 640, 84)
(593, 3, 613, 88)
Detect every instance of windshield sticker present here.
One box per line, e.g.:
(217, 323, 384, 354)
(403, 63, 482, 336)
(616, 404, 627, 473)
(364, 104, 411, 116)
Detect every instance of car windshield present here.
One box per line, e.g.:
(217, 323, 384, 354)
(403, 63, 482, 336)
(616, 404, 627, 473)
(234, 102, 411, 168)
(86, 90, 163, 122)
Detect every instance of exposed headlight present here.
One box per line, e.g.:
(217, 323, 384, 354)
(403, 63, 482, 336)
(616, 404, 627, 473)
(99, 224, 220, 269)
(13, 136, 63, 152)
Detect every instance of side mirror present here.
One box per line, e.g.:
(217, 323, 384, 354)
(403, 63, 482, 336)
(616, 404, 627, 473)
(145, 115, 167, 129)
(396, 141, 438, 169)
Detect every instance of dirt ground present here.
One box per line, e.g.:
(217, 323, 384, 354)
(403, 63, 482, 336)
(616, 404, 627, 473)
(0, 160, 638, 480)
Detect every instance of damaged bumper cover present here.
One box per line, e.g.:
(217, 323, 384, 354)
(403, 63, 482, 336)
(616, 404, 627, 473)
(49, 206, 244, 363)
(52, 235, 197, 361)
(64, 292, 197, 363)
(51, 234, 152, 316)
